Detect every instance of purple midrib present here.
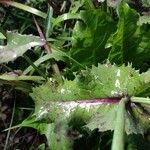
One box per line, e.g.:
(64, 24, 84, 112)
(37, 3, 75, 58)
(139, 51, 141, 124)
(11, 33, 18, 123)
(77, 98, 120, 104)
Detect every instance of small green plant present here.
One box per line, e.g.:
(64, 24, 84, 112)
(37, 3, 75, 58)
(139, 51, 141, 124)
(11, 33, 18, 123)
(0, 0, 150, 149)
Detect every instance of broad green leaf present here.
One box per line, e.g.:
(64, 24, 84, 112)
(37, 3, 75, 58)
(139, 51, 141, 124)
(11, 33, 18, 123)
(45, 123, 73, 150)
(70, 9, 116, 70)
(19, 119, 73, 150)
(30, 64, 149, 104)
(29, 64, 150, 130)
(107, 2, 150, 71)
(70, 2, 150, 71)
(86, 101, 143, 135)
(0, 31, 45, 64)
(108, 2, 139, 64)
(19, 64, 150, 149)
(132, 28, 150, 71)
(29, 64, 150, 118)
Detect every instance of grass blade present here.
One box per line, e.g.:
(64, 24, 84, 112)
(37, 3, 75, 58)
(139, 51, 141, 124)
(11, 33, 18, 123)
(52, 13, 80, 27)
(0, 75, 45, 81)
(0, 0, 47, 18)
(45, 6, 53, 38)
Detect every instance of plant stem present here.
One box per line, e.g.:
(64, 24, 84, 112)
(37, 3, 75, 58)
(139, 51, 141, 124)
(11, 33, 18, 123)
(111, 97, 129, 150)
(0, 0, 47, 18)
(131, 97, 150, 104)
(33, 16, 62, 79)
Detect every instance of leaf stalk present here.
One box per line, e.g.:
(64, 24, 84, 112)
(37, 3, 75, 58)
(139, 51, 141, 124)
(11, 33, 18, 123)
(111, 97, 129, 150)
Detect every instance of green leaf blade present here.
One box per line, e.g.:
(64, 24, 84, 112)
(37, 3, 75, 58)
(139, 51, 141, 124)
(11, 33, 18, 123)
(0, 31, 45, 64)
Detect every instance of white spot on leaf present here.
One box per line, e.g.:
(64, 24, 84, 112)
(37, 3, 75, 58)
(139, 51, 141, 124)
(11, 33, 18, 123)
(116, 69, 120, 77)
(60, 88, 65, 94)
(111, 90, 118, 95)
(115, 79, 120, 88)
(36, 106, 49, 119)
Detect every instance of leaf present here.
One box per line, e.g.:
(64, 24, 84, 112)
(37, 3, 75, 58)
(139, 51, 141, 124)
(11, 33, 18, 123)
(0, 32, 6, 40)
(70, 2, 150, 71)
(19, 64, 150, 149)
(29, 64, 150, 117)
(86, 101, 143, 135)
(20, 119, 73, 150)
(30, 64, 149, 105)
(70, 9, 116, 70)
(0, 31, 45, 64)
(108, 2, 139, 64)
(0, 27, 6, 40)
(137, 15, 150, 26)
(107, 2, 150, 71)
(131, 102, 150, 131)
(30, 64, 150, 127)
(37, 144, 45, 150)
(0, 0, 47, 18)
(0, 79, 32, 93)
(132, 28, 150, 71)
(127, 134, 150, 150)
(52, 13, 81, 28)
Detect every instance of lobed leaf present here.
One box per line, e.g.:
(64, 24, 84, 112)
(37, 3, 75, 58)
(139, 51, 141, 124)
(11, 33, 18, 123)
(0, 31, 45, 64)
(18, 64, 150, 149)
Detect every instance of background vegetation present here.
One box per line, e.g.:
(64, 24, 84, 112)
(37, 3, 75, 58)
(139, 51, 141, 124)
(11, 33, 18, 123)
(0, 0, 150, 150)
